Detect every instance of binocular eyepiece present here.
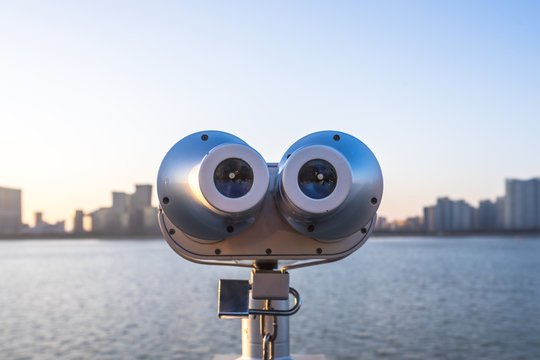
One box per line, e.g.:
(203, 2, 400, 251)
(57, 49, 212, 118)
(157, 130, 383, 262)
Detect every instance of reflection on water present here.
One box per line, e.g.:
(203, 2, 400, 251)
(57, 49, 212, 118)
(0, 237, 539, 360)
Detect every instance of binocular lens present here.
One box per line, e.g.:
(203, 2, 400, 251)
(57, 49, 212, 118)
(297, 159, 337, 199)
(214, 158, 254, 198)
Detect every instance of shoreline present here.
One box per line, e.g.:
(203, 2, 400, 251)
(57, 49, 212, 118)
(1, 230, 540, 240)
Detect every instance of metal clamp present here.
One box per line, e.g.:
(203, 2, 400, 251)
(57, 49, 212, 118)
(249, 287, 301, 317)
(218, 280, 301, 319)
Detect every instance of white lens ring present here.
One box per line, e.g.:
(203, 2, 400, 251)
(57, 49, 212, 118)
(199, 143, 269, 213)
(281, 145, 352, 214)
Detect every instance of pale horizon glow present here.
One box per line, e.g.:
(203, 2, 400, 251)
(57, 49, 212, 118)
(1, 1, 539, 229)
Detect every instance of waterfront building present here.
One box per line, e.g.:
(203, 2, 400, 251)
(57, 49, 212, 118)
(423, 206, 436, 232)
(375, 216, 390, 231)
(504, 178, 540, 230)
(35, 211, 43, 226)
(476, 200, 498, 231)
(425, 197, 474, 232)
(0, 186, 22, 234)
(131, 185, 152, 209)
(393, 217, 423, 231)
(112, 192, 130, 212)
(452, 200, 475, 231)
(435, 197, 453, 231)
(495, 196, 505, 230)
(89, 184, 158, 235)
(27, 220, 66, 235)
(73, 210, 85, 234)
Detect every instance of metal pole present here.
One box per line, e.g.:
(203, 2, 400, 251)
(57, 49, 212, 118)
(238, 260, 293, 360)
(239, 298, 293, 360)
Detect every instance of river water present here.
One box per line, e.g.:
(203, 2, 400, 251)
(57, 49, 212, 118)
(0, 237, 539, 360)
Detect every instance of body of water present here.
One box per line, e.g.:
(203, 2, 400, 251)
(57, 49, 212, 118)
(0, 237, 539, 359)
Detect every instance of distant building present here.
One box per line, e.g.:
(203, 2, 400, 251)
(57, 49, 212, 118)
(393, 216, 423, 232)
(476, 200, 498, 231)
(504, 178, 540, 230)
(35, 211, 43, 227)
(424, 206, 436, 232)
(112, 192, 130, 212)
(375, 216, 391, 231)
(0, 186, 22, 234)
(73, 210, 85, 234)
(495, 196, 505, 230)
(22, 211, 65, 235)
(452, 200, 474, 231)
(90, 207, 113, 234)
(131, 185, 152, 210)
(425, 197, 474, 232)
(435, 197, 453, 232)
(89, 184, 158, 235)
(27, 220, 65, 235)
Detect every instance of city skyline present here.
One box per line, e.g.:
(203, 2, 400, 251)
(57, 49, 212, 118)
(1, 1, 539, 226)
(2, 175, 540, 234)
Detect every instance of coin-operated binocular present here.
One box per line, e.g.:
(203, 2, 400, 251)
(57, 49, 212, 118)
(157, 130, 383, 360)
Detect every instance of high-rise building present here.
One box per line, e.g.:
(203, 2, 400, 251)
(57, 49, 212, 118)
(476, 200, 498, 231)
(131, 185, 152, 210)
(73, 210, 85, 234)
(112, 192, 130, 212)
(435, 197, 453, 231)
(452, 200, 474, 231)
(495, 196, 505, 230)
(89, 184, 158, 235)
(0, 186, 22, 234)
(375, 216, 390, 231)
(423, 206, 436, 232)
(35, 211, 43, 227)
(425, 197, 474, 232)
(504, 178, 540, 230)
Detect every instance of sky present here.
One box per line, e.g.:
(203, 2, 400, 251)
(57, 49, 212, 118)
(1, 1, 539, 229)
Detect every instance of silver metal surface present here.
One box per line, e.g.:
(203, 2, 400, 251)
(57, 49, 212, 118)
(218, 280, 301, 319)
(157, 131, 268, 242)
(242, 298, 293, 360)
(276, 131, 383, 241)
(159, 166, 375, 261)
(248, 288, 301, 317)
(251, 271, 290, 300)
(212, 355, 327, 360)
(218, 280, 250, 319)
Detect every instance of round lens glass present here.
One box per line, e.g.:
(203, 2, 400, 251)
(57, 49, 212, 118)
(214, 158, 254, 198)
(298, 159, 337, 199)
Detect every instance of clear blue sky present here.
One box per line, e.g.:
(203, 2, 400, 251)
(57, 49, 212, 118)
(1, 1, 539, 228)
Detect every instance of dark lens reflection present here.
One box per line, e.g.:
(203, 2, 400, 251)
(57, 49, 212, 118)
(298, 159, 337, 199)
(214, 158, 254, 198)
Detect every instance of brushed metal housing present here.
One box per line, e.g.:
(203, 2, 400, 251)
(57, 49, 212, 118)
(159, 165, 376, 261)
(157, 131, 269, 242)
(276, 131, 383, 241)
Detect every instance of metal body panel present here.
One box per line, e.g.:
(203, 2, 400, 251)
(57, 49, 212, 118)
(251, 271, 289, 300)
(157, 131, 268, 242)
(276, 131, 383, 241)
(159, 165, 375, 261)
